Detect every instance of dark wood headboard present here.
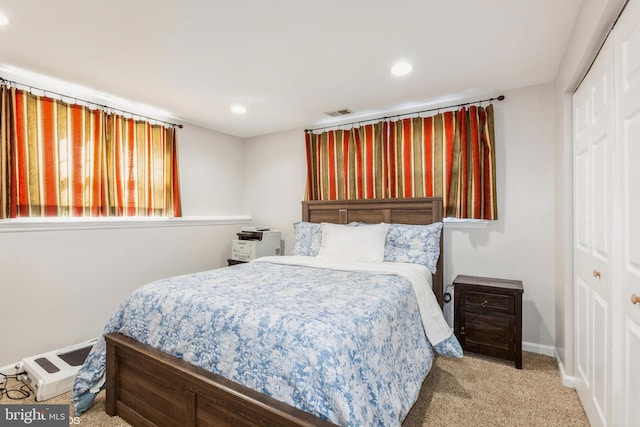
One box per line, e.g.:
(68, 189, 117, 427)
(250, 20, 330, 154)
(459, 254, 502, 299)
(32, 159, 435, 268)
(301, 197, 444, 308)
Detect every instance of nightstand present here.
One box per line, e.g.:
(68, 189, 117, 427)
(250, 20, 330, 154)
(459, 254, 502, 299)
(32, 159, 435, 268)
(453, 275, 524, 369)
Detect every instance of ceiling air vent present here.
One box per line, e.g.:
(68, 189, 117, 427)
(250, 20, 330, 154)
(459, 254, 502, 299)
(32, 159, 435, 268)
(325, 108, 352, 117)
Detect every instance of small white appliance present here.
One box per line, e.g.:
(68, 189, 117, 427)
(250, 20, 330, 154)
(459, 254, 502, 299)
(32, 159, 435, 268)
(231, 227, 281, 262)
(20, 338, 97, 401)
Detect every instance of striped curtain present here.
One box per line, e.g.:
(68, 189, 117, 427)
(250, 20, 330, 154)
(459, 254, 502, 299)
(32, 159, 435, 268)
(106, 115, 181, 217)
(0, 86, 181, 219)
(305, 105, 498, 220)
(450, 105, 497, 219)
(4, 87, 108, 218)
(391, 106, 497, 219)
(388, 112, 456, 200)
(305, 122, 386, 200)
(1, 86, 11, 218)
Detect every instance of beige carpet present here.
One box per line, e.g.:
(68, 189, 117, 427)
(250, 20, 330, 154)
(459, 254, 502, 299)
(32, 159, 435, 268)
(1, 351, 588, 426)
(403, 352, 589, 427)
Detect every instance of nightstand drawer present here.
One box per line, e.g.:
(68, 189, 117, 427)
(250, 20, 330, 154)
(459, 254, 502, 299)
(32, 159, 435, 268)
(464, 291, 514, 314)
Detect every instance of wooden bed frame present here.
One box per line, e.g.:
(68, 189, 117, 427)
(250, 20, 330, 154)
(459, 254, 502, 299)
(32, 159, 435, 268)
(105, 197, 444, 426)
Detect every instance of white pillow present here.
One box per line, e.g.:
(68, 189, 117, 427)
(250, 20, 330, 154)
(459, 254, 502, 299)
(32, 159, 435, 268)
(317, 222, 388, 262)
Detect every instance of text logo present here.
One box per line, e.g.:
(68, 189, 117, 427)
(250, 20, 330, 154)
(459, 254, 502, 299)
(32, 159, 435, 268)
(0, 405, 68, 426)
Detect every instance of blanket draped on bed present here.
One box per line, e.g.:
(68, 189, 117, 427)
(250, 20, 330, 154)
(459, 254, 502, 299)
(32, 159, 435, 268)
(72, 257, 461, 426)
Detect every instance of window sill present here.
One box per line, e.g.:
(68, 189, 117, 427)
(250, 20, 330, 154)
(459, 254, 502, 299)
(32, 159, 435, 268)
(443, 217, 490, 229)
(0, 215, 252, 233)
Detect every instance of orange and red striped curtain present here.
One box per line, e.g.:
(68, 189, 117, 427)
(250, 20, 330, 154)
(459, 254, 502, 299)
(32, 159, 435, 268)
(305, 105, 497, 220)
(305, 122, 387, 200)
(106, 114, 181, 217)
(0, 86, 181, 219)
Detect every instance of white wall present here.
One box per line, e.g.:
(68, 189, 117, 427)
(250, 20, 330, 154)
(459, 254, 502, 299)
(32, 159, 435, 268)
(243, 128, 308, 252)
(0, 123, 247, 367)
(178, 124, 247, 216)
(444, 85, 556, 348)
(244, 83, 557, 349)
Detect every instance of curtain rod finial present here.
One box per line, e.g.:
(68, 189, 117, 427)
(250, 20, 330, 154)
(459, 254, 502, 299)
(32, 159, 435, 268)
(497, 95, 505, 101)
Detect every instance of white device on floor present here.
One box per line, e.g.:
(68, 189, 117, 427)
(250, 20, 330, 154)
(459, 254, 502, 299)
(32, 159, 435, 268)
(19, 338, 97, 401)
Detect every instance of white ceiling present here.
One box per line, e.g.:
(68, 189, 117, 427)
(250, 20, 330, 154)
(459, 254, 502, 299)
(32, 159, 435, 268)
(0, 0, 583, 138)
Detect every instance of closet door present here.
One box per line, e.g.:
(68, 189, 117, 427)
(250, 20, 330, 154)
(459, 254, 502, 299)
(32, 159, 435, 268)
(573, 35, 615, 427)
(614, 0, 640, 423)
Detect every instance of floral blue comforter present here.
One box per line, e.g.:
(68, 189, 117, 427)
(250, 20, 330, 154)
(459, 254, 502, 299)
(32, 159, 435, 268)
(72, 256, 461, 426)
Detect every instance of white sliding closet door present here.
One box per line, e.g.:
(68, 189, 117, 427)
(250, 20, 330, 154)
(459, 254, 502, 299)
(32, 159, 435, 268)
(573, 35, 615, 427)
(573, 1, 640, 425)
(614, 0, 640, 423)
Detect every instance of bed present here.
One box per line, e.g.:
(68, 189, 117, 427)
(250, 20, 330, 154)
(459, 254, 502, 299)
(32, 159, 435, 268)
(71, 197, 461, 427)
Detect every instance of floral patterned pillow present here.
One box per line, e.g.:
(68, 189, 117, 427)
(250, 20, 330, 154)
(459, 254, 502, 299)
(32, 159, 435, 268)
(291, 222, 322, 256)
(384, 222, 443, 274)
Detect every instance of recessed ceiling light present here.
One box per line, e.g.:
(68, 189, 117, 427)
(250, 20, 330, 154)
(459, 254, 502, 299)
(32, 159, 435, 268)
(231, 104, 247, 114)
(391, 61, 413, 76)
(0, 12, 9, 26)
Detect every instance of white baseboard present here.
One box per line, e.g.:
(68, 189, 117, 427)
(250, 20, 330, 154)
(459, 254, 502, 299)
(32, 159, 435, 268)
(522, 341, 555, 357)
(554, 347, 576, 388)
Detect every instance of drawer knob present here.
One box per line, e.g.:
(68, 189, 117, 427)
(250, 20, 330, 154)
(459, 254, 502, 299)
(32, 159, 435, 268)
(593, 270, 601, 279)
(460, 326, 465, 335)
(481, 300, 488, 307)
(632, 294, 639, 305)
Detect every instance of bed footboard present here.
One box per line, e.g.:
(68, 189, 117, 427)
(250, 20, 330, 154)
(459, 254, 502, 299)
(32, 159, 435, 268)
(105, 333, 336, 427)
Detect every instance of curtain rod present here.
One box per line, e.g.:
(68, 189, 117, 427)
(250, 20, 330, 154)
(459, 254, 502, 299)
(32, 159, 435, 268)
(305, 94, 505, 133)
(0, 77, 183, 129)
